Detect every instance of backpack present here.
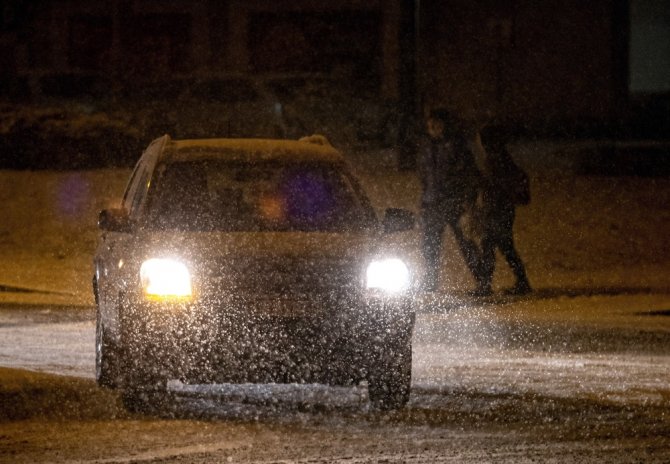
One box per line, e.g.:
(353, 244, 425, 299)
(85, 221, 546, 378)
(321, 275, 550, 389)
(493, 148, 531, 206)
(510, 166, 530, 205)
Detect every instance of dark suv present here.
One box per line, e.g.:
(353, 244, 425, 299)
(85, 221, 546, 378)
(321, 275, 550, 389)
(93, 134, 417, 411)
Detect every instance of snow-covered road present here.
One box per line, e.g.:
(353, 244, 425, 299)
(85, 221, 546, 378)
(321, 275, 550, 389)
(1, 293, 670, 463)
(2, 293, 669, 410)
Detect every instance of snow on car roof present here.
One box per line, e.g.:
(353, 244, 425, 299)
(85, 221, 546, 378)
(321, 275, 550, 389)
(163, 137, 344, 164)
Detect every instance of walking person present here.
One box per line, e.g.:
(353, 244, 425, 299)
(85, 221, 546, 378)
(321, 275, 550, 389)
(477, 127, 532, 296)
(418, 108, 486, 292)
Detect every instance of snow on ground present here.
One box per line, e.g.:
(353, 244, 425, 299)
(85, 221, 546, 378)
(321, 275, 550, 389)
(0, 168, 128, 305)
(0, 318, 93, 378)
(1, 292, 668, 416)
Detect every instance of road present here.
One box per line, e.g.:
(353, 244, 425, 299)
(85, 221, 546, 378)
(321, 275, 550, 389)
(1, 292, 670, 463)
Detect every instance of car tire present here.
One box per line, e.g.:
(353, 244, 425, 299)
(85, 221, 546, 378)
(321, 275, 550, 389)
(118, 299, 170, 413)
(120, 353, 169, 414)
(95, 284, 122, 389)
(367, 330, 412, 410)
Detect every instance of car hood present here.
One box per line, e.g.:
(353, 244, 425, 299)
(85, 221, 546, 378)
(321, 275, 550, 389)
(135, 230, 376, 263)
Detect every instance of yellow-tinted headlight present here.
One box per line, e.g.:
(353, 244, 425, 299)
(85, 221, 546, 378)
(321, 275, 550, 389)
(140, 258, 192, 301)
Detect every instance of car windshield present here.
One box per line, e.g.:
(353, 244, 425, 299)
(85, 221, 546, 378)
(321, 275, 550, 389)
(146, 160, 377, 232)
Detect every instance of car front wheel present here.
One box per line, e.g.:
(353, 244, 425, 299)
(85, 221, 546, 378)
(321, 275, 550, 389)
(118, 300, 169, 413)
(95, 295, 122, 389)
(367, 330, 412, 410)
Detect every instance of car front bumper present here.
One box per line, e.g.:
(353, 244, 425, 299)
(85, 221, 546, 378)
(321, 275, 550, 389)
(119, 292, 415, 385)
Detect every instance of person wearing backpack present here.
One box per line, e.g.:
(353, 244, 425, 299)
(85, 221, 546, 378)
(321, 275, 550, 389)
(477, 126, 532, 296)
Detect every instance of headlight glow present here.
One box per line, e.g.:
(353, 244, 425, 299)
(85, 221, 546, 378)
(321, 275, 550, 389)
(366, 258, 410, 293)
(140, 258, 192, 301)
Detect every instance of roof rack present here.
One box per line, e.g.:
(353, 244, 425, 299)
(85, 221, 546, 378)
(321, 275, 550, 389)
(298, 134, 331, 147)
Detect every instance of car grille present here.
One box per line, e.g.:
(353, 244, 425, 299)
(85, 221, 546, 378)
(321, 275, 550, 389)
(203, 256, 361, 297)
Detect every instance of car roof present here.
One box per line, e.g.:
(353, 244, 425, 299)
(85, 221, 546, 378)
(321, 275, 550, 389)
(160, 136, 344, 164)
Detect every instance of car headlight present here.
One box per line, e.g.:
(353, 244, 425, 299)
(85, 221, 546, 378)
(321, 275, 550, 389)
(366, 258, 410, 293)
(140, 258, 192, 301)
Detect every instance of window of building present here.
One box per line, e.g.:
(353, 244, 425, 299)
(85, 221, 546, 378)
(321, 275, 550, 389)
(630, 0, 670, 94)
(123, 13, 192, 79)
(248, 11, 381, 89)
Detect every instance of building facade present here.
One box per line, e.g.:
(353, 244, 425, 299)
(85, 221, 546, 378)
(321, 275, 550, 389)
(1, 0, 665, 136)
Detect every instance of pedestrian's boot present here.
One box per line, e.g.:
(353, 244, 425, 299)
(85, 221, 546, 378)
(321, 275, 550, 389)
(472, 275, 493, 297)
(472, 283, 492, 297)
(507, 278, 531, 296)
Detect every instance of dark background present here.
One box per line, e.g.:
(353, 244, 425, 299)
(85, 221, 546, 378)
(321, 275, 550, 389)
(0, 0, 668, 168)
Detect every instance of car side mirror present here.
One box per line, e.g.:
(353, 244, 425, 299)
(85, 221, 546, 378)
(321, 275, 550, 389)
(98, 208, 132, 233)
(382, 208, 415, 234)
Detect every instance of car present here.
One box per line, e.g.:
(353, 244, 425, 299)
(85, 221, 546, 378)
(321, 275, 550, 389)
(93, 134, 418, 411)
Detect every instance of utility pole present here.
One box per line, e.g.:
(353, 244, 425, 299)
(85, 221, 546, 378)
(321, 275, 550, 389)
(397, 0, 419, 170)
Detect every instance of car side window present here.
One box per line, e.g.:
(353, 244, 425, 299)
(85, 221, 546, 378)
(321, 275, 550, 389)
(122, 136, 165, 216)
(122, 164, 143, 212)
(122, 159, 150, 213)
(128, 168, 150, 218)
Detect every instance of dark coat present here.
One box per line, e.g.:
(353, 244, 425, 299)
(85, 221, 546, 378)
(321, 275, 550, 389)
(418, 134, 481, 213)
(482, 146, 530, 208)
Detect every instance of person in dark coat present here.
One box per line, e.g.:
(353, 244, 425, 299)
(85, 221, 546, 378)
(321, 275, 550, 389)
(477, 127, 532, 295)
(418, 109, 486, 292)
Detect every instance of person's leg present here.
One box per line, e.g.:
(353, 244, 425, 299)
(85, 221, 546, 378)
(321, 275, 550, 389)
(451, 219, 489, 294)
(499, 236, 530, 291)
(498, 208, 531, 294)
(478, 235, 496, 295)
(421, 209, 445, 291)
(474, 199, 497, 295)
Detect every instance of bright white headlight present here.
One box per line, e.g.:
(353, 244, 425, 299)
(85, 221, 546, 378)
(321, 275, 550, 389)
(140, 258, 192, 300)
(366, 258, 410, 293)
